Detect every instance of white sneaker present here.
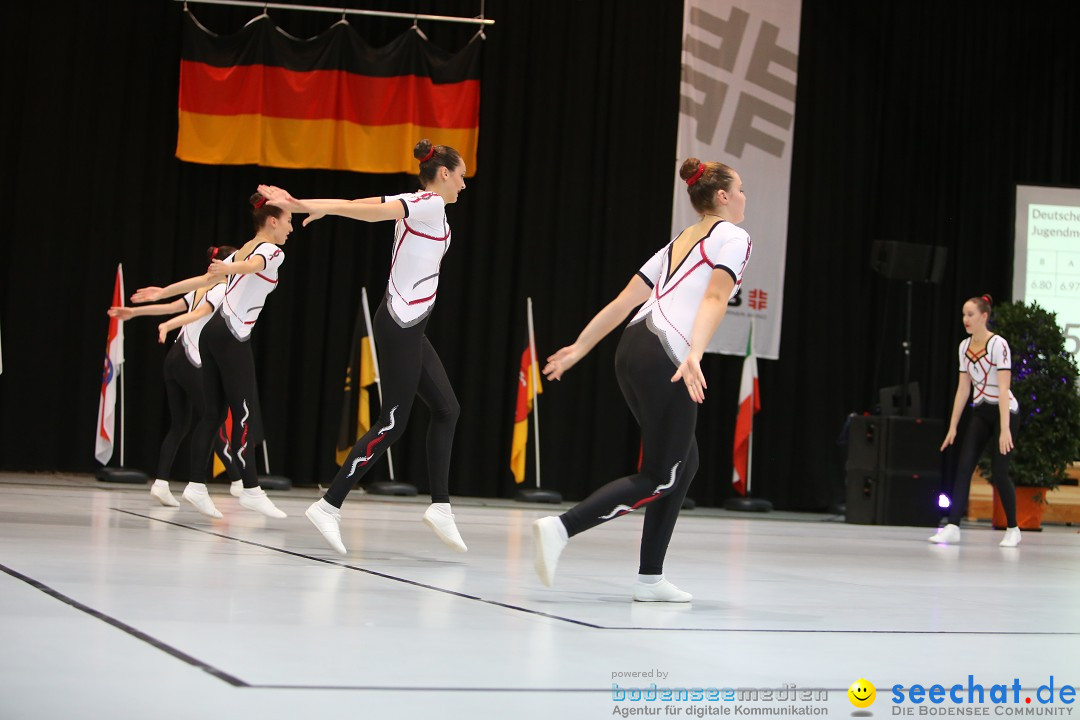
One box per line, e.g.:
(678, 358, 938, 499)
(422, 504, 467, 552)
(632, 577, 693, 603)
(230, 480, 243, 497)
(182, 483, 222, 519)
(150, 479, 179, 507)
(532, 516, 568, 587)
(305, 500, 347, 555)
(929, 523, 961, 544)
(238, 487, 287, 518)
(999, 527, 1022, 547)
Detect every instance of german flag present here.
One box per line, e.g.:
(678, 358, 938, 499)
(336, 298, 378, 467)
(177, 11, 481, 174)
(510, 345, 542, 485)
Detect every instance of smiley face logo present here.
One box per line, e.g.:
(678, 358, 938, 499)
(848, 678, 876, 708)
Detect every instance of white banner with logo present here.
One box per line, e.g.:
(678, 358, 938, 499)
(673, 0, 800, 360)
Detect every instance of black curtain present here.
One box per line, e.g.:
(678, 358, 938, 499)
(1, 0, 1077, 510)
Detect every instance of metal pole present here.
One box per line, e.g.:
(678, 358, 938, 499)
(118, 263, 126, 467)
(902, 280, 912, 416)
(176, 0, 495, 26)
(362, 287, 394, 480)
(744, 320, 753, 495)
(527, 297, 541, 489)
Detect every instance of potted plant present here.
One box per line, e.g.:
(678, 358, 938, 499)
(978, 301, 1080, 529)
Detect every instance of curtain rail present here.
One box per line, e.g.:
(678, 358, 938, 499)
(176, 0, 494, 26)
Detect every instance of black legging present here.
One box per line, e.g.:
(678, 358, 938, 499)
(323, 297, 460, 507)
(559, 321, 700, 576)
(948, 402, 1017, 527)
(158, 342, 240, 482)
(189, 313, 265, 488)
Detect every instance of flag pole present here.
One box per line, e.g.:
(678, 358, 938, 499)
(118, 263, 126, 469)
(362, 287, 415, 496)
(97, 263, 147, 484)
(745, 319, 753, 497)
(724, 318, 771, 512)
(527, 297, 541, 490)
(257, 440, 292, 490)
(515, 297, 561, 503)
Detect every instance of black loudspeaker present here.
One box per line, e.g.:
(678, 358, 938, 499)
(844, 469, 879, 525)
(846, 415, 885, 472)
(879, 382, 921, 417)
(870, 240, 947, 284)
(877, 472, 942, 526)
(845, 415, 943, 526)
(846, 416, 942, 472)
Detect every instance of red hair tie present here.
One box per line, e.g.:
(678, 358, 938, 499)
(420, 147, 436, 164)
(254, 196, 267, 209)
(686, 163, 705, 186)
(211, 247, 219, 259)
(981, 295, 991, 303)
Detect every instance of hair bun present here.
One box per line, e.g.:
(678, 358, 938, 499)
(413, 139, 433, 161)
(981, 293, 994, 306)
(679, 158, 703, 182)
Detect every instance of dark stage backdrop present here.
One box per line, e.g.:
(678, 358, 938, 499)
(1, 1, 1077, 511)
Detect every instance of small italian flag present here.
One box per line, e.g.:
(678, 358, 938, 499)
(732, 325, 760, 496)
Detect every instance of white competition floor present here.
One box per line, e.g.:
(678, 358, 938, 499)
(1, 473, 1077, 720)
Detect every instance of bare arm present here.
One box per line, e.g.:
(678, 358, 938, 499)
(108, 298, 187, 320)
(940, 372, 972, 451)
(997, 369, 1014, 454)
(304, 197, 383, 206)
(156, 302, 215, 344)
(208, 255, 265, 277)
(257, 184, 403, 227)
(131, 272, 215, 303)
(543, 276, 652, 381)
(671, 269, 737, 403)
(304, 200, 405, 224)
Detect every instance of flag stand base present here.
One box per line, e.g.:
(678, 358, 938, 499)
(681, 497, 696, 510)
(95, 467, 150, 484)
(515, 487, 562, 504)
(368, 480, 418, 496)
(724, 497, 773, 512)
(259, 475, 292, 491)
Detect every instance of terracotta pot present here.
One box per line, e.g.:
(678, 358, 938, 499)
(992, 486, 1046, 530)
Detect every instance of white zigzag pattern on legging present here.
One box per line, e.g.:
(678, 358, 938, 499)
(346, 406, 399, 478)
(597, 461, 681, 520)
(237, 400, 250, 468)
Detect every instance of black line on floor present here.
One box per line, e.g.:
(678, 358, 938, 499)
(113, 510, 1080, 637)
(253, 685, 614, 692)
(0, 561, 247, 687)
(114, 508, 604, 630)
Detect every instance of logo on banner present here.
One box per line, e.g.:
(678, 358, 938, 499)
(680, 5, 798, 158)
(748, 289, 768, 310)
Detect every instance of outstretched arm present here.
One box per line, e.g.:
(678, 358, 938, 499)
(208, 255, 265, 277)
(670, 269, 736, 403)
(156, 302, 215, 344)
(108, 298, 187, 320)
(258, 184, 404, 227)
(543, 276, 652, 381)
(131, 273, 215, 303)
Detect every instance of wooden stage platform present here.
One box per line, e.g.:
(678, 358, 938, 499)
(966, 466, 1080, 526)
